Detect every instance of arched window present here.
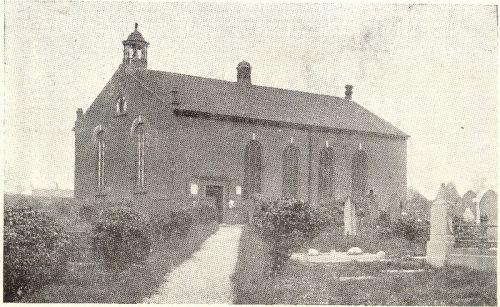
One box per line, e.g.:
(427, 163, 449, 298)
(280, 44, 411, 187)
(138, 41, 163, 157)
(116, 96, 126, 114)
(243, 140, 262, 200)
(93, 125, 105, 192)
(318, 146, 335, 201)
(351, 149, 368, 201)
(283, 144, 300, 199)
(132, 117, 145, 189)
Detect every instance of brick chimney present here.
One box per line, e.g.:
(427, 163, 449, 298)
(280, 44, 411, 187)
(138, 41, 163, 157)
(237, 61, 251, 86)
(345, 85, 353, 100)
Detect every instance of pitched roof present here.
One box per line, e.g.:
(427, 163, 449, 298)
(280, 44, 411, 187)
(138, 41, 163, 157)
(130, 68, 408, 138)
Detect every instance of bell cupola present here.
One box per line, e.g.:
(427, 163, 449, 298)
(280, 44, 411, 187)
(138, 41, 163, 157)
(122, 23, 149, 70)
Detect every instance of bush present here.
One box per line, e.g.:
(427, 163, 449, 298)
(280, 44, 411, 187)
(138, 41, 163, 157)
(251, 198, 332, 275)
(151, 211, 174, 239)
(151, 208, 194, 239)
(79, 204, 98, 223)
(194, 204, 217, 224)
(54, 201, 72, 216)
(4, 207, 73, 302)
(92, 207, 151, 271)
(171, 209, 194, 237)
(392, 217, 429, 243)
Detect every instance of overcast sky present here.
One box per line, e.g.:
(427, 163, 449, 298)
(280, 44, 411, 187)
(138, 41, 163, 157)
(4, 1, 497, 199)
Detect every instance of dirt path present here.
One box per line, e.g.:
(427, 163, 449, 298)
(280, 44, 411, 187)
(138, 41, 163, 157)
(144, 224, 243, 304)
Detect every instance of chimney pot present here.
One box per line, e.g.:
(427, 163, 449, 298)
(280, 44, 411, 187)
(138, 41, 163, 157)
(345, 84, 353, 100)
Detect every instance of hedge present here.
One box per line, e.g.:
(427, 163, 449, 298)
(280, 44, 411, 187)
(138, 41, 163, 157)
(4, 206, 73, 302)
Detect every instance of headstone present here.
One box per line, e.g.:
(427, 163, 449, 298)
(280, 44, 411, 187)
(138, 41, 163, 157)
(425, 183, 455, 267)
(461, 190, 477, 219)
(478, 190, 497, 226)
(462, 207, 475, 223)
(344, 197, 357, 235)
(347, 247, 363, 255)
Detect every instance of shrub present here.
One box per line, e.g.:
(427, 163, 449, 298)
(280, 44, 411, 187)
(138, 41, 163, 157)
(54, 201, 72, 216)
(171, 209, 194, 237)
(151, 211, 174, 239)
(376, 211, 391, 228)
(195, 204, 217, 223)
(4, 207, 73, 302)
(150, 208, 194, 239)
(392, 217, 429, 243)
(79, 204, 98, 223)
(92, 207, 151, 271)
(251, 198, 332, 275)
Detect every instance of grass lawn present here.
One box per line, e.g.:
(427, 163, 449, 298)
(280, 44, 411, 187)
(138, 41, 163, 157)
(23, 222, 219, 303)
(232, 225, 497, 305)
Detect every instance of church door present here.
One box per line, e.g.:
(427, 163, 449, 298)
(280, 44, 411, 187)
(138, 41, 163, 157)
(206, 185, 224, 223)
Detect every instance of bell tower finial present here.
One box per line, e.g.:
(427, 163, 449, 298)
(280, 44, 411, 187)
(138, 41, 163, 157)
(122, 23, 149, 70)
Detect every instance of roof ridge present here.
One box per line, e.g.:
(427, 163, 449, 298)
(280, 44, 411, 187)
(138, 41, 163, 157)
(144, 68, 346, 100)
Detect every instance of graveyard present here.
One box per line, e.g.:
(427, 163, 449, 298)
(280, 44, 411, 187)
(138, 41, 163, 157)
(4, 182, 497, 304)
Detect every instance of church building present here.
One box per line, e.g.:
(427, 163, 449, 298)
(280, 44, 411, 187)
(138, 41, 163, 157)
(74, 24, 409, 224)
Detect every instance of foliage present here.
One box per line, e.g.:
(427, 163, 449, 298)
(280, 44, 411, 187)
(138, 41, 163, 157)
(251, 198, 332, 274)
(194, 204, 218, 224)
(151, 208, 195, 239)
(78, 204, 98, 223)
(54, 201, 72, 216)
(151, 211, 174, 239)
(171, 209, 194, 236)
(23, 223, 219, 303)
(4, 206, 73, 302)
(392, 216, 430, 243)
(92, 207, 151, 271)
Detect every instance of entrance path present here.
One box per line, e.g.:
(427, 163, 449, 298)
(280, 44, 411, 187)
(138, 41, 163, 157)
(144, 224, 243, 304)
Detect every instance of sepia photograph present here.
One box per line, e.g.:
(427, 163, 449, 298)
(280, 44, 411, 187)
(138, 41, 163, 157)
(3, 0, 497, 304)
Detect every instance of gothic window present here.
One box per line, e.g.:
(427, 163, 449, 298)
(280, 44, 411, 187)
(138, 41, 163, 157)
(318, 146, 335, 201)
(133, 122, 145, 189)
(351, 149, 368, 201)
(243, 140, 262, 200)
(116, 96, 126, 114)
(96, 129, 105, 192)
(283, 144, 300, 199)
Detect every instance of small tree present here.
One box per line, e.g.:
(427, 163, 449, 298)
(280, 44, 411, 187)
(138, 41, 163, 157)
(251, 198, 332, 275)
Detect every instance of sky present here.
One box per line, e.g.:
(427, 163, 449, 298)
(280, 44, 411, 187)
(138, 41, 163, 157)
(4, 1, 497, 199)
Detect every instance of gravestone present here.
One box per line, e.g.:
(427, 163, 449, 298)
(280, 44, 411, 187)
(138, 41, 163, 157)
(344, 197, 357, 236)
(425, 183, 455, 267)
(477, 190, 497, 226)
(461, 190, 477, 220)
